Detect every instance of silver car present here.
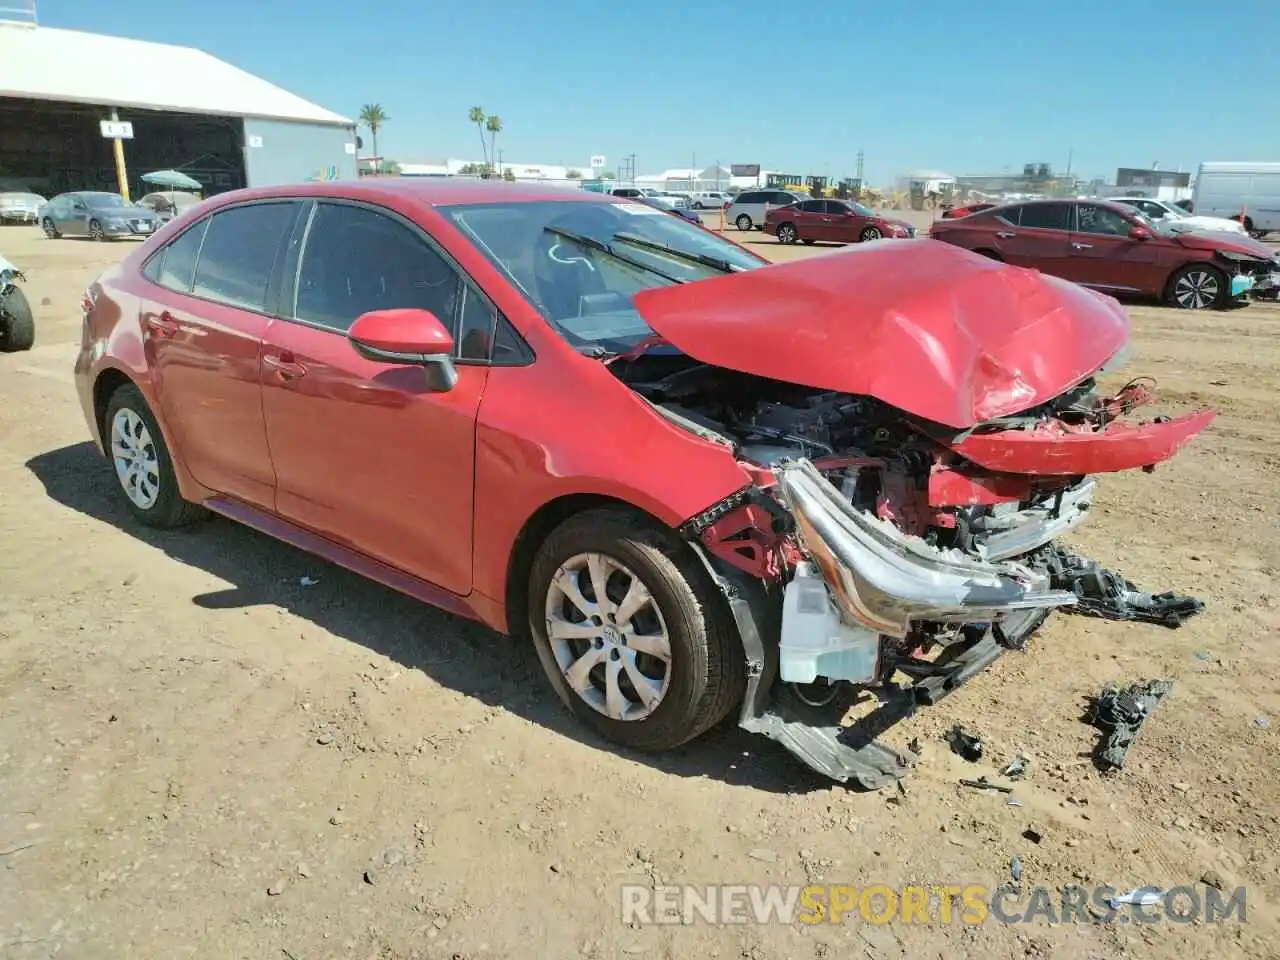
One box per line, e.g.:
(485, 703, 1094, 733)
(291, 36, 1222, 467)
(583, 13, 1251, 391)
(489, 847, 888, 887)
(0, 192, 46, 224)
(39, 191, 161, 240)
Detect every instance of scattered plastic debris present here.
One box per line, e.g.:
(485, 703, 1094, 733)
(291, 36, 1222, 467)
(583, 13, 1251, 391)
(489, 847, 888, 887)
(1109, 887, 1164, 909)
(1050, 550, 1204, 628)
(1085, 679, 1174, 771)
(300, 576, 320, 587)
(946, 725, 984, 762)
(1001, 755, 1030, 780)
(1022, 826, 1043, 844)
(1258, 717, 1271, 730)
(1194, 650, 1214, 662)
(959, 777, 1012, 794)
(1010, 857, 1023, 883)
(1006, 798, 1024, 807)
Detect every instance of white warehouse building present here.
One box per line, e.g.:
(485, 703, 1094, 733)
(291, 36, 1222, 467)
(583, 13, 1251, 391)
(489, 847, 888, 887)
(0, 6, 357, 199)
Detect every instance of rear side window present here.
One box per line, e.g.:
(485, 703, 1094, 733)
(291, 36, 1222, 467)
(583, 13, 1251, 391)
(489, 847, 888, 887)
(736, 192, 762, 204)
(147, 220, 208, 293)
(1018, 204, 1072, 231)
(191, 202, 297, 312)
(994, 206, 1021, 226)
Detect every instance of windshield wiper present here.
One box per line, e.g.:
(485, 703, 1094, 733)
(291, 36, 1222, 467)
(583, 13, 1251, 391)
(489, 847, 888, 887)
(542, 226, 686, 285)
(612, 231, 741, 274)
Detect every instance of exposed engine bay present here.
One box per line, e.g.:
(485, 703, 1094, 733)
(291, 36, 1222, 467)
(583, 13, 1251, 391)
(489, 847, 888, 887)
(610, 351, 1207, 788)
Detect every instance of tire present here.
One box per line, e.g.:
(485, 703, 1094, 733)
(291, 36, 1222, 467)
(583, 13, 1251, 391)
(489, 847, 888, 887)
(41, 217, 59, 239)
(0, 285, 35, 352)
(735, 214, 752, 231)
(102, 383, 206, 528)
(776, 222, 798, 244)
(1165, 263, 1227, 310)
(89, 219, 105, 241)
(527, 508, 745, 752)
(860, 226, 882, 242)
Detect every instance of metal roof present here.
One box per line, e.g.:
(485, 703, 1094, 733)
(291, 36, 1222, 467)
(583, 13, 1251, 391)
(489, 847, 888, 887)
(0, 23, 353, 126)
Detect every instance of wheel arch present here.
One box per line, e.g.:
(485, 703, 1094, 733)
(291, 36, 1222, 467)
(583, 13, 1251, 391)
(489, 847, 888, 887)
(93, 367, 138, 447)
(502, 493, 677, 639)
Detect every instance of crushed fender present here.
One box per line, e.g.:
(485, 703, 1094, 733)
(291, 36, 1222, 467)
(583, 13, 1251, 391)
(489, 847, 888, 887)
(1048, 549, 1204, 628)
(1086, 679, 1174, 771)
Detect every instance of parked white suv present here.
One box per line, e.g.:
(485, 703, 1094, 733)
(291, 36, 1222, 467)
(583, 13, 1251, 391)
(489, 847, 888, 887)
(726, 189, 807, 231)
(1110, 196, 1246, 235)
(608, 186, 683, 211)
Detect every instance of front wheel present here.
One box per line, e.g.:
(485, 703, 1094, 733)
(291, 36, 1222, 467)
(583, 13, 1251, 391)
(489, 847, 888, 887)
(527, 508, 745, 752)
(1166, 264, 1226, 310)
(735, 214, 752, 231)
(860, 226, 882, 242)
(89, 219, 105, 241)
(102, 383, 206, 528)
(41, 217, 59, 239)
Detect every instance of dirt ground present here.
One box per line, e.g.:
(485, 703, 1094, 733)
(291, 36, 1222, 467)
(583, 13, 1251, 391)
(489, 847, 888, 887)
(1, 219, 1278, 960)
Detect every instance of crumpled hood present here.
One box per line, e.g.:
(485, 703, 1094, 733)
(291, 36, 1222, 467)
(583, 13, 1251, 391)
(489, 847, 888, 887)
(631, 239, 1131, 429)
(1171, 229, 1274, 258)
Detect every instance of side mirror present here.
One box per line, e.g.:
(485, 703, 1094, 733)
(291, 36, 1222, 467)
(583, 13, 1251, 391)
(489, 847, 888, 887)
(348, 308, 458, 392)
(1129, 225, 1153, 240)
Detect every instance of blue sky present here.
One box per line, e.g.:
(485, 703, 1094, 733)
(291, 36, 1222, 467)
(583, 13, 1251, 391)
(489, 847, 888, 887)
(41, 0, 1280, 184)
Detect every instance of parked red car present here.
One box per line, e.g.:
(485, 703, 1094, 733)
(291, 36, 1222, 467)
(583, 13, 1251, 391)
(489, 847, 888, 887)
(764, 198, 914, 245)
(929, 198, 1279, 309)
(74, 179, 1209, 788)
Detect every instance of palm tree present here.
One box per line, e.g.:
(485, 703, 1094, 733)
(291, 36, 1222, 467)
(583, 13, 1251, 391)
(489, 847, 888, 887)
(358, 104, 389, 170)
(485, 116, 503, 177)
(468, 106, 488, 166)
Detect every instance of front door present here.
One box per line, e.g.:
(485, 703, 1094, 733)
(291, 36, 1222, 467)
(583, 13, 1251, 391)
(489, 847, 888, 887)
(1067, 203, 1167, 295)
(139, 200, 300, 508)
(259, 200, 492, 596)
(61, 196, 87, 234)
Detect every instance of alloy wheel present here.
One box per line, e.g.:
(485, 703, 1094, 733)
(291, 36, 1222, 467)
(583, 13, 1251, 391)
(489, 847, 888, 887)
(42, 218, 57, 238)
(861, 227, 882, 242)
(543, 551, 672, 722)
(736, 214, 752, 231)
(1173, 269, 1220, 309)
(89, 220, 104, 241)
(110, 407, 161, 509)
(778, 224, 797, 244)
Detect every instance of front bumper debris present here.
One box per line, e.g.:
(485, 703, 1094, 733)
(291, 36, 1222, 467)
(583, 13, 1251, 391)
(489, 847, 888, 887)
(1048, 549, 1205, 628)
(1086, 679, 1174, 770)
(773, 458, 1076, 638)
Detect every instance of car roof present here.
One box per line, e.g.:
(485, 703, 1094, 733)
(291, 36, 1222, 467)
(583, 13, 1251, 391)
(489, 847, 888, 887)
(194, 178, 627, 209)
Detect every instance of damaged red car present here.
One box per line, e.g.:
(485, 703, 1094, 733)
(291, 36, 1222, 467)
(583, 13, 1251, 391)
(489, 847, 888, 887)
(73, 180, 1211, 788)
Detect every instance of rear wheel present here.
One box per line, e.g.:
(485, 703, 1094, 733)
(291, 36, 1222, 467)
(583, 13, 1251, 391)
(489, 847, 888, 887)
(0, 285, 35, 352)
(1166, 264, 1226, 310)
(776, 222, 798, 244)
(102, 383, 206, 528)
(41, 217, 59, 239)
(860, 226, 882, 242)
(735, 214, 752, 231)
(527, 508, 745, 752)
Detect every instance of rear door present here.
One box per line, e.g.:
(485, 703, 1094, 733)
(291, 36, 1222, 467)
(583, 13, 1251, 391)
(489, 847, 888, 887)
(994, 202, 1074, 277)
(138, 200, 301, 507)
(258, 199, 498, 595)
(1068, 202, 1165, 295)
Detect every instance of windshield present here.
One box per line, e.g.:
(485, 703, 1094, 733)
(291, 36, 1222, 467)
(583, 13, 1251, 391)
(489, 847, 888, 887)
(442, 199, 766, 353)
(80, 192, 126, 207)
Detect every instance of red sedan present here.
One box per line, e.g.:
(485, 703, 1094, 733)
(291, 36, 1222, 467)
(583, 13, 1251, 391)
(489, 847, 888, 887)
(74, 179, 1210, 788)
(929, 198, 1278, 309)
(764, 198, 915, 244)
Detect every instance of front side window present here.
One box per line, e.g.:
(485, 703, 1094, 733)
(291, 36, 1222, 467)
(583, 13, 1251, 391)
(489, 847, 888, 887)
(294, 202, 461, 335)
(442, 199, 767, 354)
(736, 192, 762, 204)
(1075, 204, 1133, 236)
(191, 202, 298, 311)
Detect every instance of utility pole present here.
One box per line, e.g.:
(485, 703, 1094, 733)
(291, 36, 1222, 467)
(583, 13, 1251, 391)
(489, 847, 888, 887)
(714, 159, 721, 192)
(497, 149, 504, 177)
(110, 107, 130, 201)
(855, 149, 865, 185)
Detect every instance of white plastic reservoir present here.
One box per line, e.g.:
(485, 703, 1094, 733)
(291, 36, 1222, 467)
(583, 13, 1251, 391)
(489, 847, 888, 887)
(779, 562, 882, 684)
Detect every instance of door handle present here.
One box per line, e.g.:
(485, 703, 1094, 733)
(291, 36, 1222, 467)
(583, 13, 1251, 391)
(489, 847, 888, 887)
(263, 353, 308, 380)
(1072, 242, 1093, 249)
(144, 311, 179, 338)
(995, 231, 1017, 238)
